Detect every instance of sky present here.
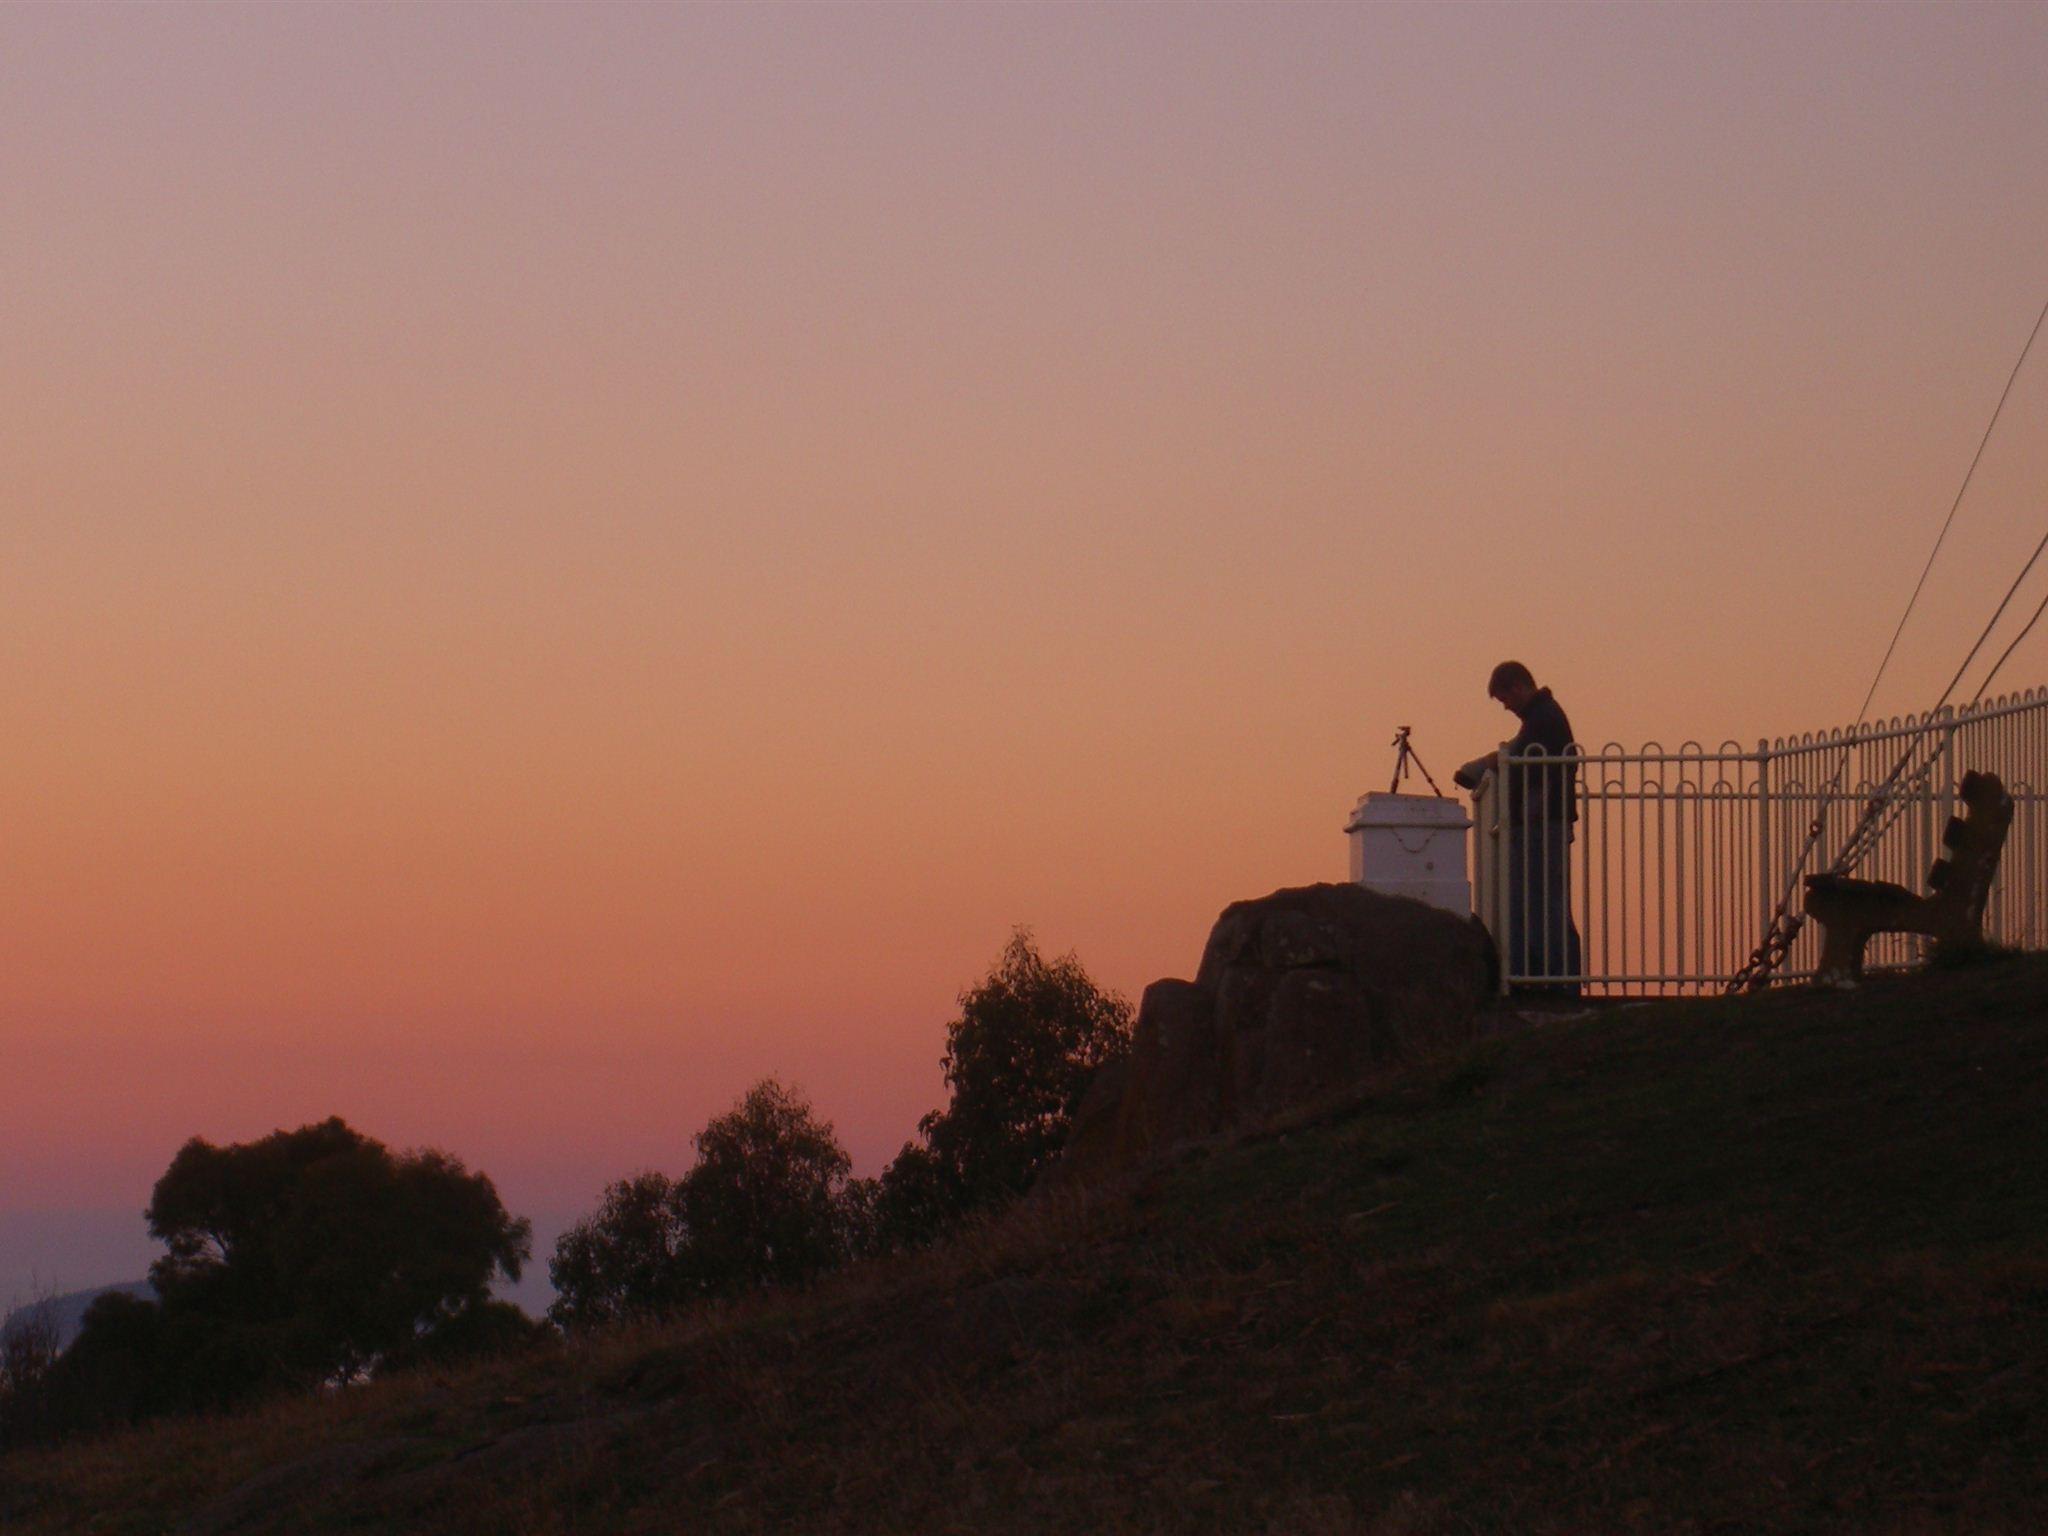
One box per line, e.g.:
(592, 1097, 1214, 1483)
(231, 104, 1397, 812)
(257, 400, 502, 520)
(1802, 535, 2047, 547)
(4, 2, 2048, 1304)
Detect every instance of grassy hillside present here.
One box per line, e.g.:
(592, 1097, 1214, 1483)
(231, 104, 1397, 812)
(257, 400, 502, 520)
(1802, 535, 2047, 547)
(5, 959, 2046, 1535)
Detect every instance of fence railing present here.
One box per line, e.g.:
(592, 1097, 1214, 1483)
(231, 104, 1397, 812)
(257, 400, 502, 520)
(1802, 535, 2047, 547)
(1470, 686, 2048, 995)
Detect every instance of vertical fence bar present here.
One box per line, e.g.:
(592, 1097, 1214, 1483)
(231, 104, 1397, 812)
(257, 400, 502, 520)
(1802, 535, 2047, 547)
(1495, 756, 1513, 995)
(1599, 752, 1613, 990)
(1934, 707, 1956, 964)
(1581, 757, 1597, 999)
(1755, 739, 1773, 948)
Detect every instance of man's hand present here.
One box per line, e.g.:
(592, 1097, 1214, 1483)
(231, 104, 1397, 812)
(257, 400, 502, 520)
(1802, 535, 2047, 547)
(1453, 753, 1496, 791)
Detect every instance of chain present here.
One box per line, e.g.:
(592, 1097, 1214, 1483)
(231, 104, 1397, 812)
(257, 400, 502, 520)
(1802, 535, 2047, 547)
(1724, 724, 1958, 993)
(1727, 911, 1807, 994)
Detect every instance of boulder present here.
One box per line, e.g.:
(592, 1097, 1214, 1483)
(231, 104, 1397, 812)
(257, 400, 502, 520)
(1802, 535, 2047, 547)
(1055, 883, 1492, 1183)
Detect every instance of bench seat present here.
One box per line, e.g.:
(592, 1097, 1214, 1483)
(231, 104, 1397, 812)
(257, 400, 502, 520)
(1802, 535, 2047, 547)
(1802, 770, 2013, 987)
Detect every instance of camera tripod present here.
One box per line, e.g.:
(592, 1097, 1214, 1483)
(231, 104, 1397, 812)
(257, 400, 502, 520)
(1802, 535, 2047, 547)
(1387, 726, 1446, 797)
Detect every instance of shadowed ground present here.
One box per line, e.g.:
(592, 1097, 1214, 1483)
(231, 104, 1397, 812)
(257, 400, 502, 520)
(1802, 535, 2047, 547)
(5, 957, 2045, 1535)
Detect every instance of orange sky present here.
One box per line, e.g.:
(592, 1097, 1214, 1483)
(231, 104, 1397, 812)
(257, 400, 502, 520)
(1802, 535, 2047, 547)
(5, 4, 2047, 1297)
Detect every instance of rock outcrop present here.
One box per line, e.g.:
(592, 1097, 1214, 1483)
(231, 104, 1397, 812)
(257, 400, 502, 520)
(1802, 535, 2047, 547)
(1057, 883, 1493, 1183)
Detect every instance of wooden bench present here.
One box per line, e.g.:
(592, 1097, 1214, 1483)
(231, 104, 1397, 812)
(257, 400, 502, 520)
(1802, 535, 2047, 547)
(1802, 770, 2014, 988)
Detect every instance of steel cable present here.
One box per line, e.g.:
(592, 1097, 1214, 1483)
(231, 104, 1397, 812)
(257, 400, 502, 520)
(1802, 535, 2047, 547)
(1970, 575, 2048, 707)
(1930, 523, 2048, 712)
(1729, 293, 2048, 990)
(1853, 294, 2048, 725)
(1824, 522, 2048, 868)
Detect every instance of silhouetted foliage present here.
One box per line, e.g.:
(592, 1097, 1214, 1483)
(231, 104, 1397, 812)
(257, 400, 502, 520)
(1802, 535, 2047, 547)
(31, 1119, 530, 1440)
(835, 1175, 886, 1262)
(548, 1172, 693, 1330)
(550, 1081, 869, 1328)
(878, 931, 1132, 1248)
(682, 1079, 856, 1295)
(548, 940, 1126, 1329)
(872, 1138, 966, 1251)
(26, 1292, 172, 1438)
(0, 1297, 62, 1449)
(378, 1299, 548, 1375)
(143, 1118, 531, 1388)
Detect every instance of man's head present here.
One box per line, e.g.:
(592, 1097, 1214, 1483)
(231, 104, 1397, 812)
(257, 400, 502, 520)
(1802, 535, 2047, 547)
(1488, 660, 1538, 714)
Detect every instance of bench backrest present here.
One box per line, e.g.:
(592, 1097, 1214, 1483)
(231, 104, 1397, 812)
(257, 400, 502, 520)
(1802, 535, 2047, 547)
(1924, 770, 2014, 934)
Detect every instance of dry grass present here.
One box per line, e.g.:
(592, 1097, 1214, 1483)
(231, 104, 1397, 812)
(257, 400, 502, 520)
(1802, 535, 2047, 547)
(5, 958, 2047, 1534)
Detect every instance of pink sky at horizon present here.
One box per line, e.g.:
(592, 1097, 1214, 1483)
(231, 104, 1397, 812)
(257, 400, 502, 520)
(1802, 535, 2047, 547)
(5, 3, 2048, 1297)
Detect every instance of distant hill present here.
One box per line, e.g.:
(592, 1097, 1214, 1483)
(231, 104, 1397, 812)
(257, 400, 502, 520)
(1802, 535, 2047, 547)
(4, 958, 2047, 1532)
(1, 1282, 152, 1354)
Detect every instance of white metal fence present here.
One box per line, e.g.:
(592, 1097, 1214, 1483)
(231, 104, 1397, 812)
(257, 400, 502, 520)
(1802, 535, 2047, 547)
(1470, 686, 2048, 995)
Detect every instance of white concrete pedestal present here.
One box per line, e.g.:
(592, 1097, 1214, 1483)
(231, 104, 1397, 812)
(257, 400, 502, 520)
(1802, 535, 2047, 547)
(1345, 792, 1472, 916)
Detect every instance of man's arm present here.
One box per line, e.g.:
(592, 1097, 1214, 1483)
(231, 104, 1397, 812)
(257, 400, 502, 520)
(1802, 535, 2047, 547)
(1453, 752, 1497, 791)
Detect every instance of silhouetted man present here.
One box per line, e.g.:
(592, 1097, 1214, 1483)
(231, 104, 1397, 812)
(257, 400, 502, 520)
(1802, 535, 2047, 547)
(1454, 661, 1582, 995)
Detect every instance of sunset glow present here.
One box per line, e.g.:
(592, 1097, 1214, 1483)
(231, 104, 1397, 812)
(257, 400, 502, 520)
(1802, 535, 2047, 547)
(6, 3, 2048, 1297)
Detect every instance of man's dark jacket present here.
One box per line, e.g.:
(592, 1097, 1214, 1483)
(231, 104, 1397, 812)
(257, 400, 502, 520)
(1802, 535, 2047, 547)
(1506, 687, 1578, 825)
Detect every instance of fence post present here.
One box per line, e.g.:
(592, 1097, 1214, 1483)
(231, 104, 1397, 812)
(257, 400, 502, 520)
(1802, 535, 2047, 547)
(1491, 761, 1509, 995)
(1933, 707, 1955, 959)
(1755, 739, 1773, 948)
(1497, 750, 1517, 995)
(1938, 703, 1956, 837)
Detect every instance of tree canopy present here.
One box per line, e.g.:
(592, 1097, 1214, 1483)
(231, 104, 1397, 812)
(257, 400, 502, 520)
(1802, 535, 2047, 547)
(550, 1080, 863, 1328)
(37, 1118, 531, 1435)
(682, 1079, 857, 1294)
(547, 1171, 692, 1330)
(550, 937, 1131, 1325)
(145, 1117, 531, 1388)
(878, 931, 1133, 1246)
